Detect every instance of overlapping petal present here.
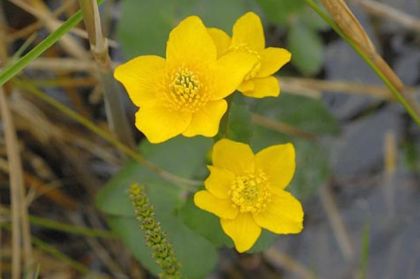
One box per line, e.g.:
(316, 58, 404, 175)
(232, 12, 265, 51)
(221, 213, 262, 253)
(194, 191, 238, 219)
(135, 106, 191, 143)
(255, 143, 295, 189)
(114, 55, 165, 107)
(240, 76, 279, 98)
(166, 16, 217, 65)
(205, 166, 235, 199)
(212, 139, 255, 174)
(253, 190, 304, 234)
(182, 100, 227, 137)
(257, 48, 291, 77)
(212, 52, 257, 100)
(208, 28, 231, 56)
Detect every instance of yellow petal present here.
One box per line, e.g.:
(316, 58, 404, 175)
(232, 12, 265, 51)
(255, 143, 295, 189)
(194, 191, 238, 219)
(205, 166, 235, 199)
(114, 55, 165, 107)
(208, 27, 231, 57)
(135, 105, 191, 143)
(212, 139, 255, 174)
(211, 52, 257, 100)
(240, 76, 279, 98)
(166, 16, 217, 64)
(257, 47, 291, 77)
(221, 213, 261, 253)
(238, 80, 255, 92)
(182, 100, 227, 137)
(253, 190, 303, 234)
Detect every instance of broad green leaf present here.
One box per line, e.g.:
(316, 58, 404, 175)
(178, 196, 232, 248)
(96, 137, 219, 278)
(249, 231, 278, 253)
(253, 93, 339, 135)
(288, 22, 324, 76)
(251, 126, 331, 199)
(257, 0, 305, 25)
(300, 7, 330, 31)
(117, 0, 257, 58)
(250, 92, 335, 199)
(106, 182, 218, 279)
(96, 137, 211, 216)
(225, 95, 253, 143)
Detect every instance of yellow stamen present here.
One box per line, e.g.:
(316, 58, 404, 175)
(166, 67, 208, 112)
(230, 169, 271, 213)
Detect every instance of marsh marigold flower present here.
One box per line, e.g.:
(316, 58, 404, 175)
(114, 16, 257, 143)
(194, 139, 303, 252)
(208, 12, 291, 98)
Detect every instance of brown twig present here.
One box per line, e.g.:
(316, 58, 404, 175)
(319, 183, 354, 261)
(251, 113, 317, 140)
(352, 0, 420, 33)
(264, 247, 315, 279)
(319, 0, 420, 124)
(281, 77, 396, 100)
(0, 86, 35, 277)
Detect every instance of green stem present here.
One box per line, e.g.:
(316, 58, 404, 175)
(29, 215, 116, 239)
(304, 0, 420, 125)
(214, 95, 234, 142)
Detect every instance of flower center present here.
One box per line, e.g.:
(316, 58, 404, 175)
(167, 67, 208, 112)
(229, 170, 271, 213)
(228, 44, 261, 80)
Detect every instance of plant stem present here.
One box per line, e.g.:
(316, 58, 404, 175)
(13, 79, 200, 190)
(304, 0, 420, 125)
(79, 0, 135, 148)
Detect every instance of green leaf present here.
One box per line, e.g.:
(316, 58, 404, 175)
(96, 137, 211, 216)
(248, 231, 278, 253)
(117, 0, 257, 58)
(107, 182, 218, 279)
(225, 95, 253, 143)
(96, 137, 219, 278)
(257, 0, 305, 25)
(178, 196, 232, 248)
(288, 22, 324, 75)
(251, 93, 335, 199)
(253, 93, 339, 135)
(251, 126, 331, 199)
(299, 7, 330, 31)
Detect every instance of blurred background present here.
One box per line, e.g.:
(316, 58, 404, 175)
(0, 0, 419, 278)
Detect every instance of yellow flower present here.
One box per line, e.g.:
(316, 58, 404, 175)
(208, 12, 291, 98)
(114, 16, 257, 143)
(194, 139, 303, 252)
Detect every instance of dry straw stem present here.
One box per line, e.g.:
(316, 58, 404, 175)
(79, 0, 135, 149)
(0, 87, 34, 278)
(251, 113, 317, 140)
(317, 0, 420, 125)
(281, 77, 396, 100)
(319, 183, 354, 261)
(352, 0, 420, 33)
(264, 248, 315, 279)
(10, 0, 89, 60)
(13, 80, 200, 190)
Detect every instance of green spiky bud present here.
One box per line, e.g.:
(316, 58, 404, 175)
(129, 184, 181, 279)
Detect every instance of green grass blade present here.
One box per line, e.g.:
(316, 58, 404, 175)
(0, 0, 103, 86)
